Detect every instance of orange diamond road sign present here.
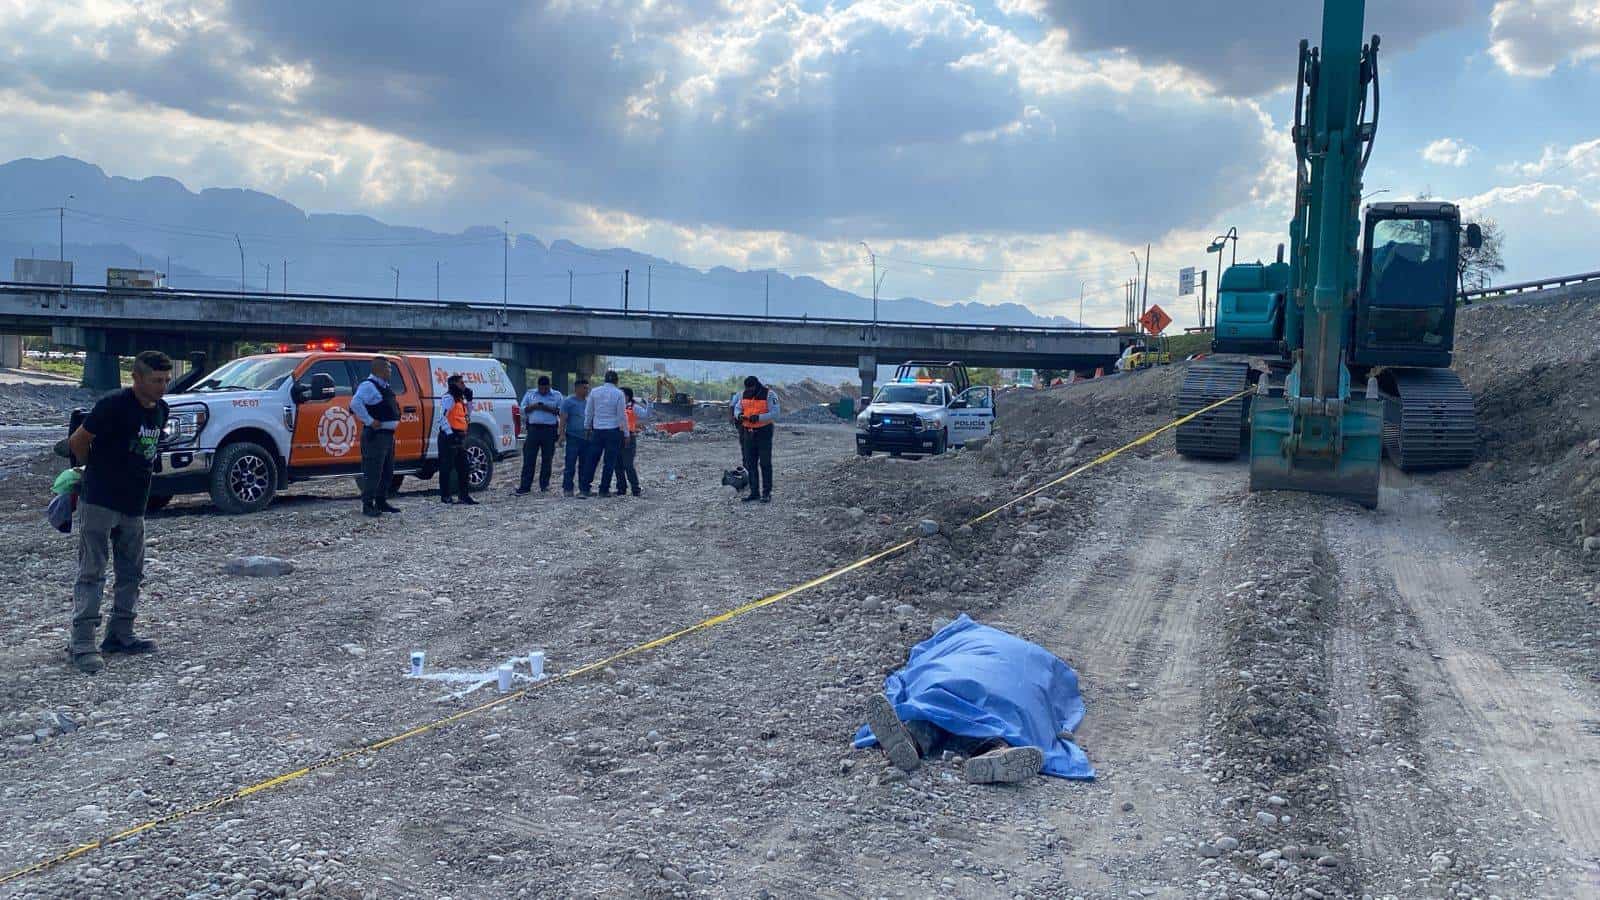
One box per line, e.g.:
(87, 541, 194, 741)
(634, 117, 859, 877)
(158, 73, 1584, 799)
(1139, 304, 1172, 335)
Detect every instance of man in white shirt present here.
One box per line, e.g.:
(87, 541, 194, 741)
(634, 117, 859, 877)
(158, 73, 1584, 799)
(583, 370, 631, 498)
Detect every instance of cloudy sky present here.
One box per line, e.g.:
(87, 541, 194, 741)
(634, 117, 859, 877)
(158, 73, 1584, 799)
(0, 0, 1596, 327)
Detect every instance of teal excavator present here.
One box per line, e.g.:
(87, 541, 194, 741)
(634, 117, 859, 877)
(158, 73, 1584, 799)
(1175, 0, 1483, 508)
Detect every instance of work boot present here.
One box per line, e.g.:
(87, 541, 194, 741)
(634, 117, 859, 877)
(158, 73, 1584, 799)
(70, 650, 105, 675)
(962, 745, 1044, 785)
(378, 500, 403, 514)
(101, 633, 157, 655)
(458, 495, 478, 506)
(741, 494, 760, 503)
(632, 488, 642, 497)
(865, 693, 921, 773)
(362, 499, 381, 518)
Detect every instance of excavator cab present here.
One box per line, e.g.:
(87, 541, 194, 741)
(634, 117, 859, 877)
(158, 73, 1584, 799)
(1211, 253, 1291, 356)
(1350, 202, 1477, 370)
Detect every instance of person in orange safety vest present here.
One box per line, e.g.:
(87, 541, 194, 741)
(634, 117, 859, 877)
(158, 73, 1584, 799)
(438, 374, 477, 505)
(735, 375, 779, 503)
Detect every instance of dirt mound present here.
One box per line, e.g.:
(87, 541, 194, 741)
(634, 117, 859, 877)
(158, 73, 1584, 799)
(0, 382, 101, 426)
(1453, 295, 1600, 563)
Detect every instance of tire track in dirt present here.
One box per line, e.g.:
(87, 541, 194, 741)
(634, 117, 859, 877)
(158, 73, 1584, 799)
(1334, 479, 1600, 897)
(1007, 456, 1241, 897)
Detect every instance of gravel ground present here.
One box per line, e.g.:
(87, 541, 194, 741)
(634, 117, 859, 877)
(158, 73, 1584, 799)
(2, 308, 1599, 899)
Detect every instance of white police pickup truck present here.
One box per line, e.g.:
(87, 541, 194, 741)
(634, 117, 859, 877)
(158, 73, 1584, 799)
(855, 369, 995, 457)
(143, 349, 522, 513)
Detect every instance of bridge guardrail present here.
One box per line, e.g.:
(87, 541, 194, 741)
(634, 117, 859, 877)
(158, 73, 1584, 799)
(0, 282, 1119, 337)
(1459, 269, 1600, 302)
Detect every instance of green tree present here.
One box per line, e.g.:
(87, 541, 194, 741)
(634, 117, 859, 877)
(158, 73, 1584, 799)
(1458, 216, 1507, 291)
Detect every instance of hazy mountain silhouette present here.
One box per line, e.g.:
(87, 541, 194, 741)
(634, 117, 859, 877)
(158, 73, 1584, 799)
(0, 156, 1073, 327)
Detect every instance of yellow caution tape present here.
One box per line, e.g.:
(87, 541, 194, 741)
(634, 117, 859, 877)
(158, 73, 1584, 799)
(0, 387, 1251, 886)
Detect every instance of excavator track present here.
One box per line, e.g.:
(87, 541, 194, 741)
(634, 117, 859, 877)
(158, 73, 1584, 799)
(1382, 368, 1477, 471)
(1176, 361, 1252, 459)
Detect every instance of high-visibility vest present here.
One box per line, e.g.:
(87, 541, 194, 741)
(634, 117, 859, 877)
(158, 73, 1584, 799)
(447, 396, 469, 431)
(739, 394, 771, 429)
(624, 403, 638, 433)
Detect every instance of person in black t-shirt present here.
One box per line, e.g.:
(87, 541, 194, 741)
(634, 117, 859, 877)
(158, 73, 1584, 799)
(64, 350, 173, 675)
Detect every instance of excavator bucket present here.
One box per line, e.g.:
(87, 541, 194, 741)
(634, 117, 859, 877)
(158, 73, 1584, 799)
(1248, 385, 1383, 509)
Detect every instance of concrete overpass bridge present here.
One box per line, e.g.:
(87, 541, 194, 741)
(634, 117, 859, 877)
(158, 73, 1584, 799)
(0, 282, 1130, 396)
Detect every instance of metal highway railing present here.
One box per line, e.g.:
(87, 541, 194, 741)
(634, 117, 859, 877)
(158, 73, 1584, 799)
(0, 282, 1120, 337)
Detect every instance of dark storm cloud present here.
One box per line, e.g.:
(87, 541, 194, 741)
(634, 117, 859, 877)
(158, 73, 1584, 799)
(0, 1, 1288, 241)
(1040, 0, 1478, 96)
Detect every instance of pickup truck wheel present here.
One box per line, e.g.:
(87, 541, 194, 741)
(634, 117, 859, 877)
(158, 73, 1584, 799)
(210, 442, 277, 514)
(857, 448, 872, 457)
(934, 430, 949, 455)
(465, 432, 494, 492)
(145, 494, 173, 512)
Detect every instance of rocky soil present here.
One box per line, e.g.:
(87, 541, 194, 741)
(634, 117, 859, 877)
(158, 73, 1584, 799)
(1, 293, 1598, 899)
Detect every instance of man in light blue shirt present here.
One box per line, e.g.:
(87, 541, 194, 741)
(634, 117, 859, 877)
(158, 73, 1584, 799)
(583, 371, 631, 497)
(516, 375, 563, 494)
(559, 378, 594, 496)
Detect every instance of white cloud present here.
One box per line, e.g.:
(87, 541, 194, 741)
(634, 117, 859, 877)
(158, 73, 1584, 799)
(1422, 137, 1477, 167)
(1507, 137, 1600, 178)
(1489, 0, 1600, 76)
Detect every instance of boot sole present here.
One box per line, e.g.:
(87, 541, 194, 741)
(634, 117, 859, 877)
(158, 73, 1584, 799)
(865, 694, 921, 772)
(963, 746, 1044, 784)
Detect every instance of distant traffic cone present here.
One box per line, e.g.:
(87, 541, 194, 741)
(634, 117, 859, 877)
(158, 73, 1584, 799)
(1093, 367, 1104, 378)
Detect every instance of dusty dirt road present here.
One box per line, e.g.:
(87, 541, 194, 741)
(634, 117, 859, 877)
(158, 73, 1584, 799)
(2, 364, 1599, 899)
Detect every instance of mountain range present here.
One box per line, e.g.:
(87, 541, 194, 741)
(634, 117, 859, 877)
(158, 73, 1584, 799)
(0, 157, 1071, 331)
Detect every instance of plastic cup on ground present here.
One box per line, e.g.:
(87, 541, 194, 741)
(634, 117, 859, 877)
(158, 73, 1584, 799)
(496, 664, 514, 693)
(410, 650, 426, 676)
(528, 651, 545, 680)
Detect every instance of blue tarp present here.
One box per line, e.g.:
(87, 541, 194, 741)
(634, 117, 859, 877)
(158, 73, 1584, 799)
(853, 614, 1095, 780)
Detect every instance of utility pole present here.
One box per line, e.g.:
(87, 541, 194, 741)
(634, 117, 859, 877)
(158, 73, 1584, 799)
(567, 269, 574, 306)
(647, 265, 652, 311)
(282, 260, 288, 295)
(235, 234, 245, 292)
(765, 272, 770, 317)
(623, 268, 630, 313)
(502, 219, 509, 318)
(1198, 269, 1208, 329)
(435, 261, 442, 301)
(1141, 242, 1152, 319)
(261, 262, 271, 293)
(1078, 282, 1085, 327)
(860, 241, 886, 325)
(389, 266, 400, 299)
(60, 194, 74, 304)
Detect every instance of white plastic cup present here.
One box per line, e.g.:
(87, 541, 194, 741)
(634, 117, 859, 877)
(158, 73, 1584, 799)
(409, 650, 426, 676)
(527, 650, 545, 680)
(496, 664, 514, 693)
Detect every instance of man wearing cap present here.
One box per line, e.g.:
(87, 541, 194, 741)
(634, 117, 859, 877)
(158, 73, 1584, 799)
(516, 375, 562, 494)
(63, 350, 172, 674)
(734, 375, 780, 503)
(350, 356, 402, 517)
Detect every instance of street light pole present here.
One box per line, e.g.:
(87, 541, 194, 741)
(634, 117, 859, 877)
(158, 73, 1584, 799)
(1078, 282, 1086, 327)
(389, 266, 400, 299)
(859, 241, 883, 325)
(435, 261, 443, 301)
(59, 194, 74, 305)
(261, 262, 271, 293)
(235, 234, 245, 292)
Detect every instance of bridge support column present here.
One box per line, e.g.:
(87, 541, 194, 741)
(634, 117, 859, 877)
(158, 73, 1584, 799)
(53, 327, 122, 392)
(492, 341, 532, 397)
(0, 334, 20, 369)
(857, 354, 878, 403)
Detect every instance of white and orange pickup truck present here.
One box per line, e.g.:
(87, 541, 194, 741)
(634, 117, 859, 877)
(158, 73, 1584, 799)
(142, 348, 522, 512)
